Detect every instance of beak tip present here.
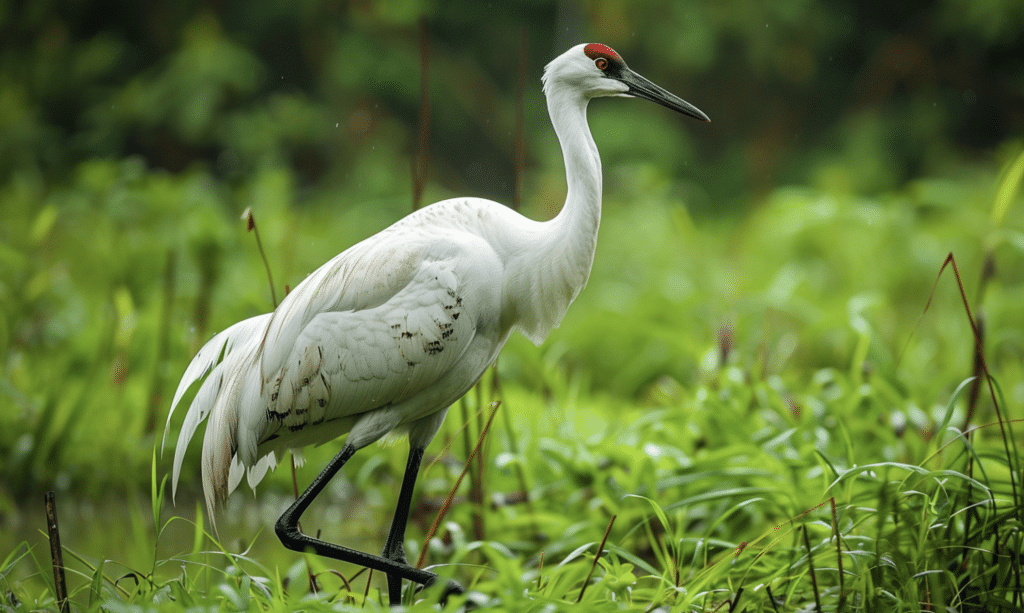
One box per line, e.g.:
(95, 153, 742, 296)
(687, 108, 711, 123)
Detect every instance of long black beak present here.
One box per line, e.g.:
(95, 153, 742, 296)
(620, 68, 710, 122)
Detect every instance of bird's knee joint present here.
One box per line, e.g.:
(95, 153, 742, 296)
(275, 516, 302, 545)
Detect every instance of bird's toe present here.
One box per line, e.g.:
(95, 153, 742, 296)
(419, 575, 464, 605)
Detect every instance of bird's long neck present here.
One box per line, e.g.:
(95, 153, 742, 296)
(505, 86, 602, 344)
(550, 89, 602, 246)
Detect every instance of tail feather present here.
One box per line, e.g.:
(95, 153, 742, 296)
(235, 379, 265, 467)
(164, 316, 272, 453)
(246, 452, 277, 491)
(163, 334, 227, 456)
(200, 369, 240, 525)
(228, 454, 246, 499)
(171, 370, 223, 500)
(227, 452, 277, 496)
(164, 314, 272, 527)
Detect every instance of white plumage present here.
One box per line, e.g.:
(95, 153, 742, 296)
(164, 44, 707, 597)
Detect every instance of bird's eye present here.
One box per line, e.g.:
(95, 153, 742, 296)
(595, 57, 609, 71)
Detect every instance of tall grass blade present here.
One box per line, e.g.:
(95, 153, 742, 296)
(991, 148, 1024, 226)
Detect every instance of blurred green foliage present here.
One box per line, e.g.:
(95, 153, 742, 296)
(2, 0, 1023, 197)
(2, 0, 1024, 582)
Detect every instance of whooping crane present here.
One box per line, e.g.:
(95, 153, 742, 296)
(165, 42, 709, 605)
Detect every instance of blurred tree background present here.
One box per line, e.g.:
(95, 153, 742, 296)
(2, 0, 1023, 544)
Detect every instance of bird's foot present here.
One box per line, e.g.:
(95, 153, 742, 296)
(420, 575, 465, 606)
(385, 560, 463, 607)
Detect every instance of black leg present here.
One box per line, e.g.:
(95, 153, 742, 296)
(275, 443, 451, 605)
(382, 447, 425, 603)
(381, 447, 465, 605)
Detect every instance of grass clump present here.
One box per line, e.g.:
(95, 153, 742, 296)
(4, 350, 1020, 612)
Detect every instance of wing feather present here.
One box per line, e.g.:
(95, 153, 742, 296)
(167, 199, 509, 525)
(258, 236, 424, 383)
(248, 258, 477, 452)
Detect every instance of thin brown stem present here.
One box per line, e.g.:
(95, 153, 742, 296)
(416, 402, 502, 569)
(765, 585, 782, 613)
(577, 515, 616, 603)
(44, 492, 69, 613)
(242, 207, 277, 307)
(802, 524, 821, 613)
(728, 587, 744, 612)
(362, 568, 373, 607)
(831, 497, 846, 611)
(929, 253, 1018, 515)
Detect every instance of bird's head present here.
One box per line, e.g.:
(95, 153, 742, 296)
(543, 43, 709, 122)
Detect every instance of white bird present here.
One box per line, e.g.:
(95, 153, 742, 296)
(164, 43, 708, 605)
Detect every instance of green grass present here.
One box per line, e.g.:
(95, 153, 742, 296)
(3, 150, 1024, 611)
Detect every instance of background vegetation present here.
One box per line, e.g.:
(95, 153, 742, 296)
(2, 0, 1023, 610)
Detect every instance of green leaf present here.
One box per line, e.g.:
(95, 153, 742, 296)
(992, 148, 1024, 226)
(89, 557, 106, 607)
